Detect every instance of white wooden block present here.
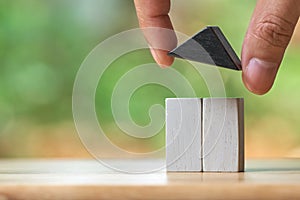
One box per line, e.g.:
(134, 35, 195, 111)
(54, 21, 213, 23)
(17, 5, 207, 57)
(166, 98, 202, 172)
(203, 98, 244, 172)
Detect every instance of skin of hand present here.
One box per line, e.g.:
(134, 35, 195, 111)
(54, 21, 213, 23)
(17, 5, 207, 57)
(134, 0, 300, 95)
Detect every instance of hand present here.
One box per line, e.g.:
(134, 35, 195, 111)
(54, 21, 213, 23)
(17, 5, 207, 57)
(134, 0, 300, 95)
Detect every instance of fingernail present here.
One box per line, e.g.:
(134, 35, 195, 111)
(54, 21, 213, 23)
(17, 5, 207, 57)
(150, 48, 169, 68)
(244, 58, 278, 95)
(150, 48, 162, 67)
(150, 48, 159, 61)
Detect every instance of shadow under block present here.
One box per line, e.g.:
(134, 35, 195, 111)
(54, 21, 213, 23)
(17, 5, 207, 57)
(166, 98, 202, 172)
(203, 98, 244, 172)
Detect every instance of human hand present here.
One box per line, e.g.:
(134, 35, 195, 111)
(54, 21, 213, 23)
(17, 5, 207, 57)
(134, 0, 300, 95)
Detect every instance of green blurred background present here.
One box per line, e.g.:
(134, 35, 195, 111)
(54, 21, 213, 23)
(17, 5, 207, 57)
(0, 0, 300, 158)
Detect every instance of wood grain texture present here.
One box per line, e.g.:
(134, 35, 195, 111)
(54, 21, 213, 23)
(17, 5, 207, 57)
(0, 159, 299, 200)
(166, 98, 202, 172)
(203, 98, 244, 172)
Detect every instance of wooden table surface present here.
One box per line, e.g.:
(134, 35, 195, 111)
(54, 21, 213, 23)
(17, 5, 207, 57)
(0, 159, 299, 200)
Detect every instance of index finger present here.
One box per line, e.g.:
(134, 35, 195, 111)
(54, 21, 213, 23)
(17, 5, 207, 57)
(134, 0, 177, 67)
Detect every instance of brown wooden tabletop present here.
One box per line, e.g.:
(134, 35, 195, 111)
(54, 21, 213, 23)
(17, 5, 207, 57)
(0, 159, 299, 200)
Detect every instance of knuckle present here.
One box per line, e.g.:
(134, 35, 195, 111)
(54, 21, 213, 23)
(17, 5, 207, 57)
(253, 14, 294, 48)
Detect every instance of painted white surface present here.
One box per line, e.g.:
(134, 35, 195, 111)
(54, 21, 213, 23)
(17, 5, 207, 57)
(203, 98, 244, 172)
(166, 98, 202, 172)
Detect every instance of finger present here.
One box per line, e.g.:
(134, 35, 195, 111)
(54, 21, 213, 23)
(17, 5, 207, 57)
(242, 0, 300, 95)
(134, 0, 177, 67)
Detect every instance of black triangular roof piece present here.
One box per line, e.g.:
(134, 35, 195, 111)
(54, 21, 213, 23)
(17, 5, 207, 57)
(168, 26, 242, 70)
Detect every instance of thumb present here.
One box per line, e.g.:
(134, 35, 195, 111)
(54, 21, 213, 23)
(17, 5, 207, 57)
(242, 0, 299, 95)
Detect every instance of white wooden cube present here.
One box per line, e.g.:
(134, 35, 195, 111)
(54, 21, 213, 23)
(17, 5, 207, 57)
(166, 98, 202, 172)
(203, 98, 244, 172)
(166, 98, 244, 173)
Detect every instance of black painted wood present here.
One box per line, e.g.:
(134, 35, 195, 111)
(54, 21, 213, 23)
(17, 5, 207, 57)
(168, 26, 242, 71)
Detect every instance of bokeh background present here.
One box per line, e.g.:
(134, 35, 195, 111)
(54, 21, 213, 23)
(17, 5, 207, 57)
(0, 0, 300, 158)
